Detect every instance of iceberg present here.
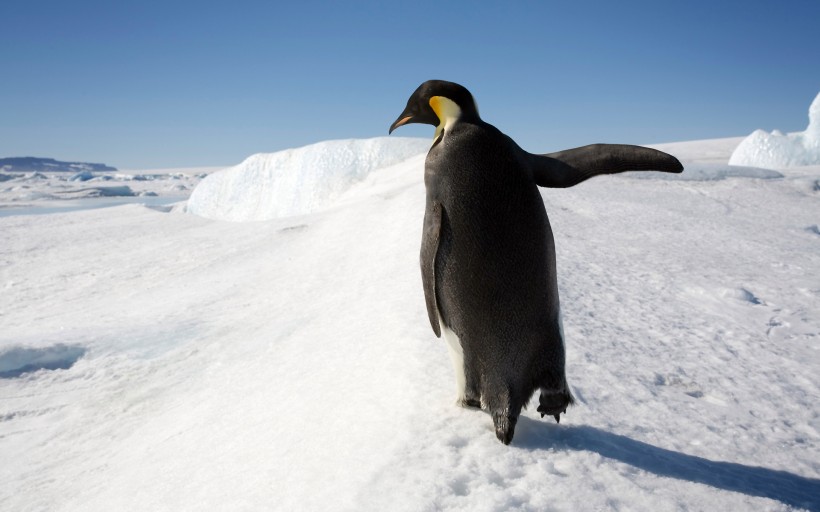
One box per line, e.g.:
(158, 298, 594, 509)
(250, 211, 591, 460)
(729, 91, 820, 168)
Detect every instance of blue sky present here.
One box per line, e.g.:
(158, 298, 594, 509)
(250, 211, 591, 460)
(2, 0, 819, 169)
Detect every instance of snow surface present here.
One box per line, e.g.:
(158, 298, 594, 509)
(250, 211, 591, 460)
(187, 137, 430, 221)
(729, 92, 820, 168)
(1, 136, 819, 511)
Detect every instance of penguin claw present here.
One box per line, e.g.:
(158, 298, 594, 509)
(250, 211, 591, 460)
(538, 391, 572, 424)
(540, 411, 564, 423)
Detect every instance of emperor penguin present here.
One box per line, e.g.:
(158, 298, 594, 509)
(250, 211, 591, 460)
(389, 80, 682, 444)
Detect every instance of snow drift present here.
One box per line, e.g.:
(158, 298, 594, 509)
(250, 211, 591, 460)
(187, 137, 429, 221)
(729, 91, 820, 168)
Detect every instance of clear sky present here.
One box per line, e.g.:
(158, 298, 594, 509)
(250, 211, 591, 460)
(2, 0, 819, 169)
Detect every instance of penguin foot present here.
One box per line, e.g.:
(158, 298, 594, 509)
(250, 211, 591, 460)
(491, 411, 518, 445)
(537, 390, 573, 423)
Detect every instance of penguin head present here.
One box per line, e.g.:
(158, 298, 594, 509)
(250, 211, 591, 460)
(389, 80, 480, 134)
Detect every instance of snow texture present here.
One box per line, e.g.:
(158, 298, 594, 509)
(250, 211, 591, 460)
(1, 136, 819, 511)
(186, 137, 430, 221)
(729, 91, 820, 168)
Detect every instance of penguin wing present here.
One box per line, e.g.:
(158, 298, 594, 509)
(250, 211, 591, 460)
(421, 200, 442, 338)
(530, 144, 683, 188)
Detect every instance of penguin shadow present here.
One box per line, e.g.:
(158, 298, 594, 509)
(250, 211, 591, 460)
(513, 417, 820, 510)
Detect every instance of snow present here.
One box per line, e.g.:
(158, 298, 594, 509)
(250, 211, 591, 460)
(1, 135, 819, 511)
(729, 91, 820, 168)
(186, 137, 430, 221)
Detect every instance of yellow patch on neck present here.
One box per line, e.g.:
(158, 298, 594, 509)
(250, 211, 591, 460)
(429, 96, 461, 141)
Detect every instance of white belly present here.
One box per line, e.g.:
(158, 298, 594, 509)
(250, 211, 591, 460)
(438, 312, 466, 403)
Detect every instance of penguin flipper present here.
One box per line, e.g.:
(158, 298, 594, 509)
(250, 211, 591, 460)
(421, 200, 442, 338)
(530, 144, 683, 188)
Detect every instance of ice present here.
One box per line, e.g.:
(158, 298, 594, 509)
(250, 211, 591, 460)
(186, 137, 429, 221)
(0, 344, 87, 378)
(69, 171, 96, 182)
(52, 185, 136, 198)
(729, 91, 820, 168)
(624, 162, 782, 181)
(0, 167, 219, 211)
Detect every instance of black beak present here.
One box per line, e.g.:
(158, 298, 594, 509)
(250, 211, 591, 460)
(389, 113, 414, 134)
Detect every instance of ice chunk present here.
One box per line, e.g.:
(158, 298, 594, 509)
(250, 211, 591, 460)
(187, 137, 429, 221)
(69, 171, 95, 182)
(0, 344, 86, 378)
(52, 186, 136, 198)
(729, 91, 820, 168)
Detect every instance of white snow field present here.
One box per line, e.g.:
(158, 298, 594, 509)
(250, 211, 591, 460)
(730, 91, 820, 169)
(1, 134, 819, 512)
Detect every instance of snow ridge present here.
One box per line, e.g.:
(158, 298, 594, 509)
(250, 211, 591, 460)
(187, 137, 429, 221)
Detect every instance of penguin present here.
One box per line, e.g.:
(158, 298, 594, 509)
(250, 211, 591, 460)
(389, 80, 682, 445)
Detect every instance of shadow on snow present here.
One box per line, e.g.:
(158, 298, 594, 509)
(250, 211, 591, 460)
(514, 418, 820, 510)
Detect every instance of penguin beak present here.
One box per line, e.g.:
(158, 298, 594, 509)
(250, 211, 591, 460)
(389, 114, 413, 134)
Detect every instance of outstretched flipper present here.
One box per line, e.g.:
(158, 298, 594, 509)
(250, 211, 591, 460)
(530, 144, 683, 188)
(421, 200, 442, 337)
